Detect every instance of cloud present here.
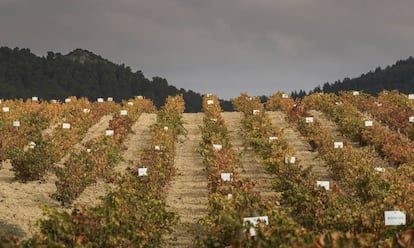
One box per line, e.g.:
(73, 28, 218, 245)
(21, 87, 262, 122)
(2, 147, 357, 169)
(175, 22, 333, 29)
(1, 0, 414, 98)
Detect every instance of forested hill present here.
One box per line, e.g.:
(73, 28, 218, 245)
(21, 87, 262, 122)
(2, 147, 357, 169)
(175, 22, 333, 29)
(304, 56, 414, 96)
(0, 47, 232, 112)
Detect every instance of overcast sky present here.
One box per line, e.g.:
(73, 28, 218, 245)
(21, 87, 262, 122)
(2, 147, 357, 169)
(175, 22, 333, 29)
(1, 0, 414, 99)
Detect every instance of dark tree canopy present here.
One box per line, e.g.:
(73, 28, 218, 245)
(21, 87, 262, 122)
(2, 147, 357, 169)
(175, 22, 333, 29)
(305, 56, 414, 96)
(0, 47, 233, 112)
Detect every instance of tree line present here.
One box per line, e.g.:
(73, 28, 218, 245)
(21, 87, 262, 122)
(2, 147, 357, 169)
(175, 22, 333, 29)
(0, 47, 233, 112)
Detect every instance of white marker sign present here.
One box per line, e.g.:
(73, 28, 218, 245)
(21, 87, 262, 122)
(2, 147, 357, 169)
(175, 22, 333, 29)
(207, 100, 214, 105)
(62, 123, 71, 129)
(213, 144, 222, 151)
(409, 94, 414, 100)
(127, 101, 134, 106)
(107, 97, 113, 101)
(13, 121, 20, 127)
(138, 168, 148, 176)
(335, 101, 342, 105)
(243, 216, 269, 236)
(253, 109, 260, 115)
(136, 95, 143, 99)
(409, 116, 414, 123)
(317, 181, 330, 190)
(375, 167, 385, 173)
(32, 96, 38, 102)
(65, 98, 71, 103)
(2, 107, 9, 112)
(154, 145, 161, 151)
(120, 110, 128, 116)
(284, 156, 296, 164)
(83, 108, 90, 114)
(282, 93, 288, 99)
(269, 136, 278, 142)
(221, 173, 232, 182)
(51, 99, 57, 104)
(305, 117, 314, 123)
(334, 141, 343, 149)
(106, 130, 114, 136)
(163, 126, 169, 131)
(365, 121, 373, 127)
(29, 141, 36, 149)
(353, 91, 360, 96)
(384, 211, 406, 226)
(97, 98, 104, 103)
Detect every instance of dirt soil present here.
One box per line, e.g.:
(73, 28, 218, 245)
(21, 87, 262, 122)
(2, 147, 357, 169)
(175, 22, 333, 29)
(268, 111, 330, 180)
(165, 113, 209, 247)
(0, 114, 113, 238)
(223, 112, 277, 200)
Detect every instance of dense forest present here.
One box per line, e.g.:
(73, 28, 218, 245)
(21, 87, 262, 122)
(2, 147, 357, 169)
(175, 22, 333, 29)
(292, 56, 414, 98)
(0, 47, 232, 112)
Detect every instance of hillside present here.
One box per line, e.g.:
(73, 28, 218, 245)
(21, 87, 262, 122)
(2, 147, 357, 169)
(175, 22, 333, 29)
(305, 56, 414, 96)
(0, 47, 232, 112)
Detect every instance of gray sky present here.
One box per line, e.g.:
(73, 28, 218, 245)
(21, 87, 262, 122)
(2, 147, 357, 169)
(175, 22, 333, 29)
(1, 0, 414, 99)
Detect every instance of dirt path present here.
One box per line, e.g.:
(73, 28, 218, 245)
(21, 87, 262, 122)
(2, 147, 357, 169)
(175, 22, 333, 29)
(75, 113, 156, 207)
(309, 110, 390, 169)
(222, 112, 277, 200)
(57, 115, 113, 166)
(267, 111, 330, 180)
(165, 113, 209, 247)
(0, 114, 113, 238)
(113, 113, 156, 173)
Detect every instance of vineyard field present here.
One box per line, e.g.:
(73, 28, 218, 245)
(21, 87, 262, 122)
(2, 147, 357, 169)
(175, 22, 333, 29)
(1, 91, 414, 247)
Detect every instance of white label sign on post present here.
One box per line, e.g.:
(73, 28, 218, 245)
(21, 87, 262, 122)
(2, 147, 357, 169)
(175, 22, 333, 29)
(207, 100, 214, 105)
(65, 98, 71, 103)
(375, 167, 385, 173)
(83, 108, 90, 114)
(409, 94, 414, 100)
(334, 141, 343, 149)
(29, 141, 36, 149)
(51, 99, 57, 104)
(282, 93, 288, 99)
(213, 144, 222, 151)
(409, 116, 414, 123)
(97, 98, 104, 103)
(269, 136, 278, 142)
(284, 156, 296, 164)
(32, 96, 38, 102)
(353, 91, 360, 96)
(163, 126, 169, 131)
(384, 211, 406, 226)
(243, 216, 269, 236)
(365, 121, 373, 127)
(138, 168, 147, 176)
(221, 173, 232, 182)
(317, 181, 330, 190)
(154, 145, 161, 151)
(2, 107, 9, 112)
(305, 117, 314, 123)
(106, 130, 114, 136)
(107, 97, 113, 102)
(120, 110, 128, 116)
(335, 101, 342, 105)
(62, 123, 71, 129)
(127, 101, 134, 106)
(13, 121, 20, 127)
(253, 109, 260, 115)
